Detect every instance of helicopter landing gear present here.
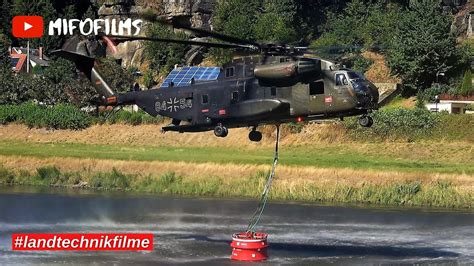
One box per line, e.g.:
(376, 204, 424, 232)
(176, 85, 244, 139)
(249, 127, 263, 142)
(214, 124, 228, 138)
(359, 115, 374, 128)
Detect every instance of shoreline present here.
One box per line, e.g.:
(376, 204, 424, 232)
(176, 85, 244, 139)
(1, 162, 472, 209)
(1, 184, 472, 213)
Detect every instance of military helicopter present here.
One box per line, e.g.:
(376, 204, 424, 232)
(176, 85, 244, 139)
(53, 18, 379, 142)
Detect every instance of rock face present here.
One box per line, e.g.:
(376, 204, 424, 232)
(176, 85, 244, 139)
(113, 41, 146, 69)
(162, 0, 216, 29)
(98, 0, 216, 69)
(449, 0, 474, 38)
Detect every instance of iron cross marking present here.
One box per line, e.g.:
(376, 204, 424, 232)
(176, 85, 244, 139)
(167, 97, 180, 112)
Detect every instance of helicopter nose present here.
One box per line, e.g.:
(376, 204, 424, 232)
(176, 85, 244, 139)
(369, 86, 379, 109)
(356, 85, 379, 110)
(368, 86, 379, 109)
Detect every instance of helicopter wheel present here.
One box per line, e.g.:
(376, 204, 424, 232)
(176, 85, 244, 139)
(249, 130, 263, 142)
(359, 116, 374, 128)
(214, 125, 228, 138)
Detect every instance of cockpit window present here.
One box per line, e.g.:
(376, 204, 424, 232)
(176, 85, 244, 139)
(347, 71, 364, 79)
(335, 73, 348, 86)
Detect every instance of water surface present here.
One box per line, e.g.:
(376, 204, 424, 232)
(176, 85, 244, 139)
(0, 186, 473, 265)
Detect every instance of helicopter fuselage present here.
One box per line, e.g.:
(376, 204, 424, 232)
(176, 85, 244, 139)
(53, 49, 379, 140)
(118, 56, 379, 134)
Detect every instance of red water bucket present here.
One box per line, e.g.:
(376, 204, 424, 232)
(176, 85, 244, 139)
(230, 232, 268, 261)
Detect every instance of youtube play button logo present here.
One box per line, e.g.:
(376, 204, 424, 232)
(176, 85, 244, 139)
(12, 16, 44, 38)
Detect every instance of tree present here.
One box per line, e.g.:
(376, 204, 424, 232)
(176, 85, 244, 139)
(12, 0, 62, 51)
(363, 2, 402, 50)
(211, 0, 302, 64)
(254, 0, 298, 43)
(62, 3, 77, 20)
(312, 0, 371, 49)
(95, 57, 134, 93)
(0, 32, 10, 70)
(213, 0, 262, 40)
(312, 0, 402, 51)
(459, 69, 473, 96)
(143, 70, 155, 89)
(387, 0, 459, 91)
(12, 0, 34, 16)
(292, 0, 339, 42)
(209, 0, 261, 65)
(82, 4, 97, 20)
(42, 58, 97, 106)
(0, 32, 15, 105)
(1, 0, 12, 38)
(145, 23, 189, 74)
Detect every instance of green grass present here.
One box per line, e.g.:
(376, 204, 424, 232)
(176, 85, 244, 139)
(0, 141, 473, 174)
(431, 114, 474, 141)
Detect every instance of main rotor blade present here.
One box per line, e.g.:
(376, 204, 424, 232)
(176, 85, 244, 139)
(175, 25, 261, 47)
(308, 45, 388, 54)
(107, 35, 256, 50)
(154, 15, 262, 48)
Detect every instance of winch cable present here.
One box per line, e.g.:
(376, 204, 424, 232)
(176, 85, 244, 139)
(246, 125, 281, 233)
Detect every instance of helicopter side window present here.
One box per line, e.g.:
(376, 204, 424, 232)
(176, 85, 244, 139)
(225, 67, 235, 78)
(201, 94, 209, 105)
(231, 91, 239, 103)
(336, 73, 348, 86)
(309, 81, 324, 95)
(271, 87, 277, 96)
(245, 65, 255, 77)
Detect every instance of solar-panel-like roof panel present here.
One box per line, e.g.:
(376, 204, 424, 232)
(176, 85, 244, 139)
(161, 66, 220, 88)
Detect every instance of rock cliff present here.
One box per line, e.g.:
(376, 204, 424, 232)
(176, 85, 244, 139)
(96, 0, 216, 69)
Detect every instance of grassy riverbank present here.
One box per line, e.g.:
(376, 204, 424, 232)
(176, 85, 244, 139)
(0, 165, 471, 208)
(0, 123, 472, 209)
(0, 141, 473, 174)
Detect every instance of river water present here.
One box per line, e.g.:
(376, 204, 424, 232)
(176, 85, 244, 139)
(0, 186, 473, 265)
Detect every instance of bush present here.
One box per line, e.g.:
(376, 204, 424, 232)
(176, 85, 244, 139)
(0, 102, 91, 130)
(417, 85, 450, 103)
(36, 166, 61, 184)
(344, 107, 439, 141)
(89, 168, 132, 190)
(160, 172, 182, 187)
(0, 166, 15, 185)
(1, 103, 164, 129)
(43, 104, 92, 129)
(0, 104, 18, 124)
(0, 61, 95, 107)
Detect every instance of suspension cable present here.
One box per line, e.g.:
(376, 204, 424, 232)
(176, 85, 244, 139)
(246, 125, 281, 233)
